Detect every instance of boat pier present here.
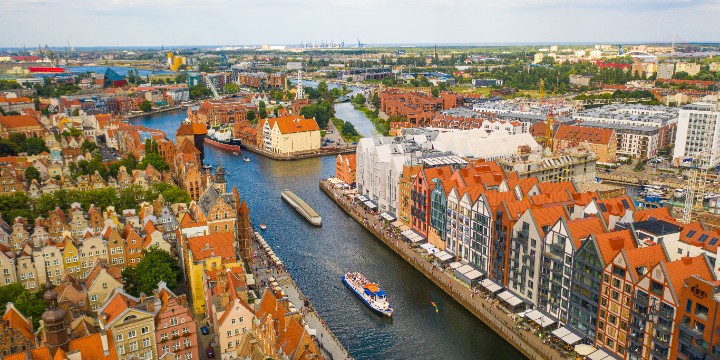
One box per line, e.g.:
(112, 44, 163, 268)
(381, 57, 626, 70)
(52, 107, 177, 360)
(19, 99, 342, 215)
(251, 230, 351, 359)
(281, 189, 322, 226)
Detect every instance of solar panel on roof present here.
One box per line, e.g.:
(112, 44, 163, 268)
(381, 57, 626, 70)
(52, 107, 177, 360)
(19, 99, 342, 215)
(699, 234, 709, 243)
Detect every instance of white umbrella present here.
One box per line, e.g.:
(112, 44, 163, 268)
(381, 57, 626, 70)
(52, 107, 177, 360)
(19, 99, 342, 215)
(574, 344, 595, 356)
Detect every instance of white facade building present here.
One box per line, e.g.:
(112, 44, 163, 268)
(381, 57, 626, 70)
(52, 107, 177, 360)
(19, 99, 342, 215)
(673, 103, 720, 168)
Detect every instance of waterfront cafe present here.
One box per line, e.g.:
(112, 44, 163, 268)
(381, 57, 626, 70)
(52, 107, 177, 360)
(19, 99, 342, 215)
(401, 229, 426, 244)
(454, 264, 484, 286)
(524, 309, 557, 330)
(495, 290, 526, 312)
(479, 278, 503, 294)
(433, 250, 453, 263)
(550, 326, 583, 346)
(380, 212, 397, 222)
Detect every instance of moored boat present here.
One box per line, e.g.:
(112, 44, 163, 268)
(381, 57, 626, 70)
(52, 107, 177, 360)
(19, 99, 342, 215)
(342, 272, 393, 317)
(206, 128, 241, 151)
(259, 223, 267, 230)
(281, 189, 322, 226)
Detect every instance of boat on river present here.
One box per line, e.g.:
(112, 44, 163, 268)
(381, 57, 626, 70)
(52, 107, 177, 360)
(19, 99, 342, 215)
(281, 189, 322, 226)
(206, 128, 241, 151)
(342, 272, 393, 317)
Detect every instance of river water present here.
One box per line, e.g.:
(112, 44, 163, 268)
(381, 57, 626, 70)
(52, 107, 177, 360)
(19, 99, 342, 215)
(132, 109, 523, 360)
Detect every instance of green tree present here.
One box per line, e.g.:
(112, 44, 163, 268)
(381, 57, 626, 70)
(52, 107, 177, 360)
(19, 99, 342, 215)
(140, 100, 153, 113)
(175, 72, 188, 84)
(15, 289, 46, 329)
(20, 137, 49, 156)
(371, 92, 380, 108)
(258, 101, 267, 119)
(189, 85, 211, 100)
(81, 140, 98, 154)
(673, 71, 690, 80)
(0, 140, 20, 156)
(223, 83, 241, 94)
(431, 87, 440, 97)
(122, 247, 180, 297)
(300, 100, 334, 129)
(138, 153, 170, 172)
(71, 108, 80, 116)
(246, 110, 256, 122)
(24, 166, 40, 183)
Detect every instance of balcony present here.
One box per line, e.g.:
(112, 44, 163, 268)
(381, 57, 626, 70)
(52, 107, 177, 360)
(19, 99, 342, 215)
(649, 347, 669, 360)
(679, 323, 705, 340)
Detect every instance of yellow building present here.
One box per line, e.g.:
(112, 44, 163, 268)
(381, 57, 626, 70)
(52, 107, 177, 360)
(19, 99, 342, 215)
(184, 232, 242, 314)
(259, 115, 321, 155)
(62, 241, 81, 277)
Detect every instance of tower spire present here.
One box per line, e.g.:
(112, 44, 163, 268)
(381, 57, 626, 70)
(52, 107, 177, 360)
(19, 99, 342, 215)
(296, 69, 304, 100)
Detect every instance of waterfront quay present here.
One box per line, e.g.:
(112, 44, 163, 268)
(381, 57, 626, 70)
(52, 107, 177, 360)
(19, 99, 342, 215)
(251, 229, 351, 360)
(320, 179, 570, 360)
(241, 142, 356, 161)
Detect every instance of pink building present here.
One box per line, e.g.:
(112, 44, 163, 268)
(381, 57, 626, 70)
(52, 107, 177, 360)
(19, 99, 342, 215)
(154, 282, 200, 360)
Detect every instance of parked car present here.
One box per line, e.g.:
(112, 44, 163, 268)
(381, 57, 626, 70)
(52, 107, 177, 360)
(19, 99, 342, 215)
(200, 326, 209, 335)
(207, 346, 215, 358)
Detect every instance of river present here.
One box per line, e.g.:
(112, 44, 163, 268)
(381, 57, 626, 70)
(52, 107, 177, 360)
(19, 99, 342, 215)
(131, 109, 523, 360)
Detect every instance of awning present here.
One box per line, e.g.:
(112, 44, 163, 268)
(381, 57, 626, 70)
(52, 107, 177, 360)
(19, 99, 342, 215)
(497, 291, 525, 308)
(561, 332, 582, 345)
(552, 327, 570, 338)
(465, 270, 483, 281)
(449, 262, 462, 269)
(456, 264, 475, 274)
(380, 212, 396, 221)
(526, 310, 556, 328)
(391, 220, 404, 228)
(245, 274, 255, 286)
(574, 344, 596, 356)
(402, 229, 426, 243)
(357, 195, 368, 202)
(480, 278, 503, 293)
(433, 251, 453, 262)
(363, 201, 377, 209)
(587, 348, 613, 360)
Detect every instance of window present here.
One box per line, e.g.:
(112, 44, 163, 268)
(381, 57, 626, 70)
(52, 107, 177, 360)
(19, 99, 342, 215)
(184, 339, 191, 348)
(141, 326, 149, 335)
(182, 327, 189, 334)
(143, 338, 151, 348)
(185, 352, 192, 360)
(173, 342, 180, 350)
(91, 295, 98, 301)
(161, 333, 168, 341)
(227, 342, 232, 348)
(172, 330, 179, 337)
(116, 334, 123, 342)
(170, 317, 178, 326)
(128, 330, 136, 339)
(231, 319, 235, 325)
(226, 331, 231, 337)
(696, 303, 709, 320)
(129, 342, 138, 351)
(162, 345, 170, 354)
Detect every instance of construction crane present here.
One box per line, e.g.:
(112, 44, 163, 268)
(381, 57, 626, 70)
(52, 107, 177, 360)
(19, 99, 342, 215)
(544, 106, 555, 150)
(44, 45, 57, 67)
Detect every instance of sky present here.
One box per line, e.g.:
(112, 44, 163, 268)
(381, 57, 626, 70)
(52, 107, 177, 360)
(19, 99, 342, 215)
(1, 0, 719, 48)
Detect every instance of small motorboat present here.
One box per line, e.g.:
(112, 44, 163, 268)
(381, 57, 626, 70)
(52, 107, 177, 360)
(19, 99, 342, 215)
(243, 157, 250, 162)
(233, 152, 239, 156)
(259, 224, 267, 230)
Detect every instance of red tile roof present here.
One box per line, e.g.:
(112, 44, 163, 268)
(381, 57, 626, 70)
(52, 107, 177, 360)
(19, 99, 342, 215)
(665, 256, 715, 297)
(624, 244, 667, 279)
(263, 116, 320, 134)
(595, 230, 637, 265)
(567, 217, 606, 248)
(187, 232, 236, 261)
(0, 115, 42, 129)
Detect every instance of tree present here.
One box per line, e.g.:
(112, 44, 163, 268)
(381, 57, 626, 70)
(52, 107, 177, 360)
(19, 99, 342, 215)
(20, 137, 49, 155)
(431, 87, 440, 97)
(189, 85, 211, 100)
(24, 166, 40, 183)
(71, 108, 80, 116)
(175, 72, 188, 84)
(299, 100, 334, 129)
(122, 247, 180, 297)
(223, 83, 241, 94)
(0, 140, 20, 156)
(81, 140, 98, 154)
(140, 100, 153, 113)
(138, 152, 170, 172)
(246, 110, 256, 122)
(673, 71, 690, 80)
(15, 289, 45, 329)
(273, 105, 282, 117)
(258, 101, 267, 119)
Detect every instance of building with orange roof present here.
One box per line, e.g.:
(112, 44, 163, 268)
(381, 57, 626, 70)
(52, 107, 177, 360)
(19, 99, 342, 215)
(0, 303, 36, 356)
(553, 124, 617, 163)
(443, 183, 489, 265)
(0, 97, 34, 114)
(595, 244, 668, 358)
(335, 153, 357, 185)
(397, 164, 422, 226)
(98, 289, 158, 360)
(508, 205, 568, 306)
(411, 166, 456, 237)
(498, 150, 599, 184)
(185, 232, 242, 314)
(582, 195, 635, 229)
(630, 256, 715, 360)
(538, 217, 607, 322)
(258, 115, 321, 154)
(488, 197, 532, 286)
(567, 229, 638, 341)
(85, 261, 123, 313)
(154, 281, 198, 360)
(254, 289, 324, 360)
(671, 275, 720, 360)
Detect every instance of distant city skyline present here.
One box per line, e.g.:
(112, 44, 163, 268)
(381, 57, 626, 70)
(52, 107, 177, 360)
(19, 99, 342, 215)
(1, 0, 718, 48)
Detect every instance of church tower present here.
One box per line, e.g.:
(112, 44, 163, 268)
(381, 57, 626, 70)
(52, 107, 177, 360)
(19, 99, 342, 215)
(42, 285, 69, 358)
(214, 161, 226, 194)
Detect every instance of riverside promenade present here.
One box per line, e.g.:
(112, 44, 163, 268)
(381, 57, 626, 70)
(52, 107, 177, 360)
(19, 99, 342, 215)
(251, 230, 351, 360)
(320, 180, 569, 360)
(241, 142, 355, 161)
